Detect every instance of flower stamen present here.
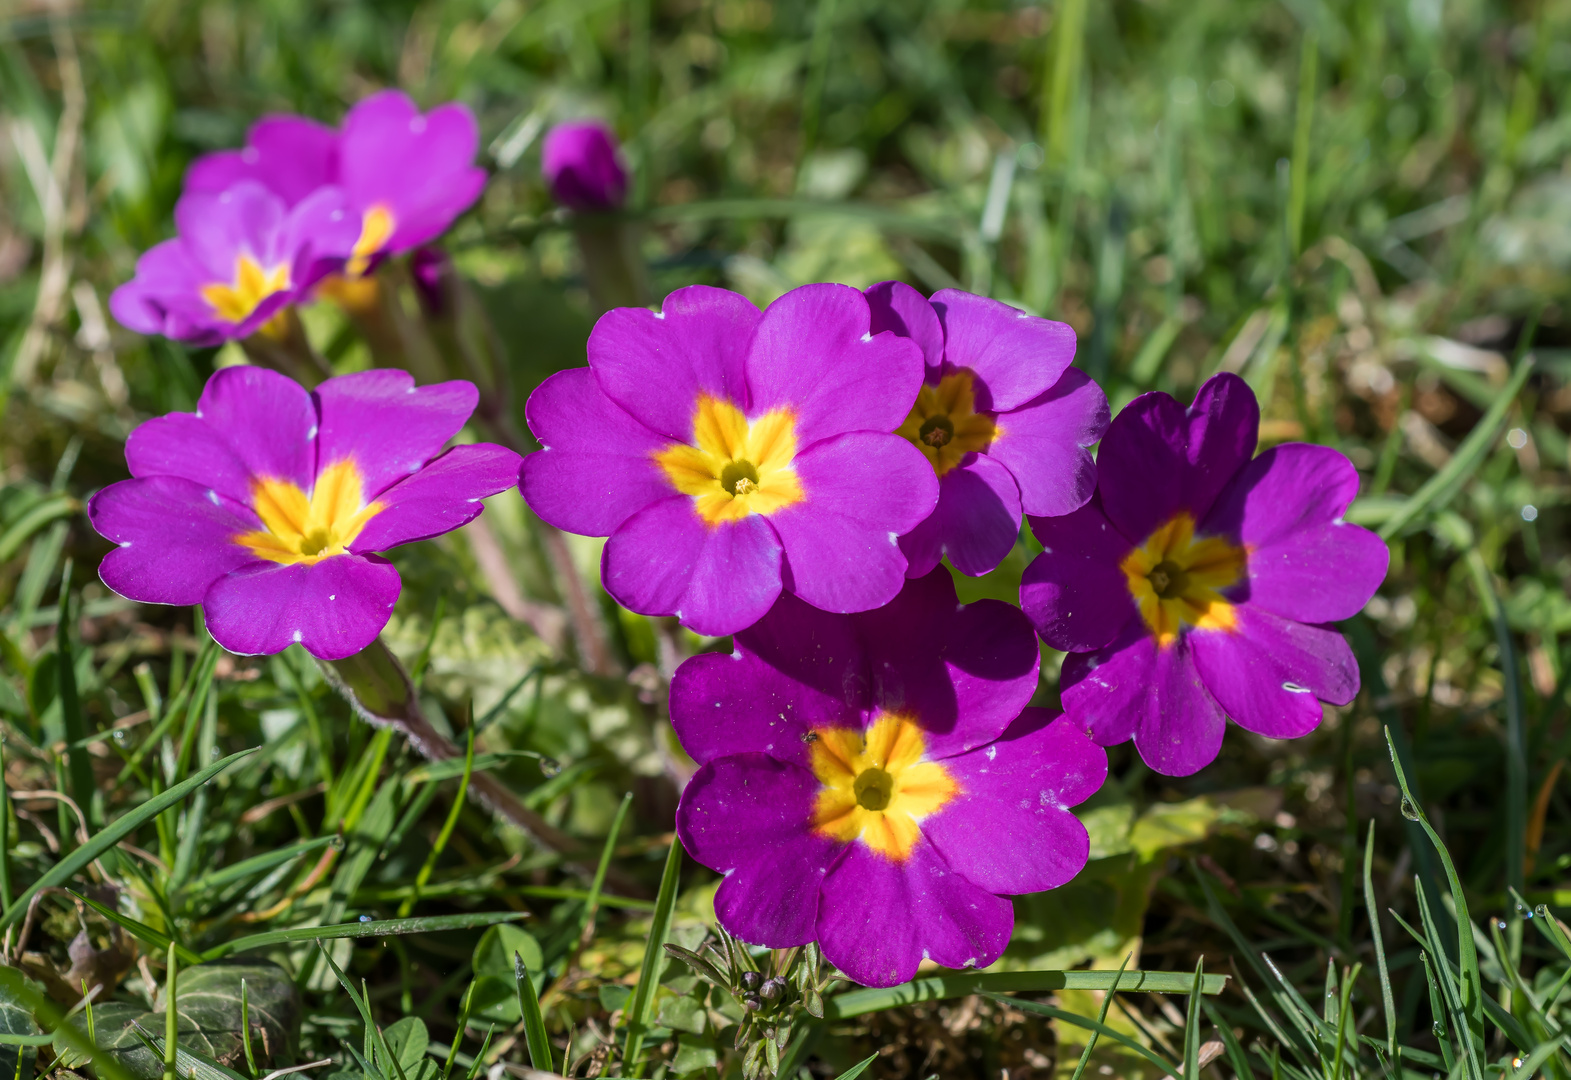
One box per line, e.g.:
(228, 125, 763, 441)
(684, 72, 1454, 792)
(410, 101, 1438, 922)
(654, 396, 804, 525)
(1121, 513, 1244, 647)
(898, 370, 997, 476)
(809, 713, 957, 862)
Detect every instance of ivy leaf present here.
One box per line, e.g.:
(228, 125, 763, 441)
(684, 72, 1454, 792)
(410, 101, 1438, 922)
(54, 962, 299, 1079)
(0, 965, 44, 1080)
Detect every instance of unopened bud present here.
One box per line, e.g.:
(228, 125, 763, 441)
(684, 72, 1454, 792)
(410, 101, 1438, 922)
(759, 977, 786, 1002)
(742, 994, 763, 1011)
(740, 971, 762, 991)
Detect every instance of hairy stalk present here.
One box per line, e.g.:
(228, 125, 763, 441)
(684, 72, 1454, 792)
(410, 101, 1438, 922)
(320, 637, 642, 895)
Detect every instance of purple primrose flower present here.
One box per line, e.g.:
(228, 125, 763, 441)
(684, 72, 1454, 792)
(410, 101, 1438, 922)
(541, 120, 629, 211)
(673, 571, 1106, 988)
(520, 283, 938, 636)
(186, 90, 486, 278)
(88, 366, 522, 661)
(1020, 372, 1389, 776)
(109, 181, 359, 346)
(865, 283, 1108, 577)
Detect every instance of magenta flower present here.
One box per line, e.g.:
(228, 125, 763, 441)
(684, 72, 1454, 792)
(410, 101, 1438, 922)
(541, 120, 628, 210)
(186, 90, 486, 278)
(185, 115, 339, 208)
(865, 283, 1108, 577)
(673, 571, 1105, 988)
(88, 367, 522, 661)
(520, 283, 937, 636)
(1021, 373, 1389, 776)
(109, 182, 359, 345)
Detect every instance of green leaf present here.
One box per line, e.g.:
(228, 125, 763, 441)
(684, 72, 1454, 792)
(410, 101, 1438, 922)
(381, 1018, 436, 1080)
(468, 925, 544, 1024)
(0, 964, 42, 1080)
(472, 924, 542, 980)
(54, 962, 299, 1080)
(0, 747, 258, 933)
(670, 1035, 718, 1076)
(655, 995, 705, 1035)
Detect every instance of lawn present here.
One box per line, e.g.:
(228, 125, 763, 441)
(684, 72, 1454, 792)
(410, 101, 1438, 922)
(0, 0, 1567, 1077)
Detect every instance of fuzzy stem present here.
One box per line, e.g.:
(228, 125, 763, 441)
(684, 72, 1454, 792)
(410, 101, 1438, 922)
(320, 637, 643, 895)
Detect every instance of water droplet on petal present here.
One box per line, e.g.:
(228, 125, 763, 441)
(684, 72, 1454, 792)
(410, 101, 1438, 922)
(539, 757, 562, 778)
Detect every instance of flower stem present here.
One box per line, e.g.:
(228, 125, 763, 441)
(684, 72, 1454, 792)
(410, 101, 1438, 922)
(320, 637, 642, 895)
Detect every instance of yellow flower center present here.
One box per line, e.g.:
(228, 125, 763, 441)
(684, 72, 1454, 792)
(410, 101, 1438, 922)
(896, 369, 999, 477)
(200, 254, 292, 325)
(1120, 512, 1245, 648)
(653, 395, 805, 526)
(346, 204, 396, 278)
(809, 713, 958, 863)
(234, 459, 385, 566)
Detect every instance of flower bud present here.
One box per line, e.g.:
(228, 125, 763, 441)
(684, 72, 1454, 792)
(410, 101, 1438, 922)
(541, 120, 628, 211)
(409, 246, 451, 317)
(742, 994, 763, 1011)
(759, 977, 786, 1002)
(740, 970, 762, 991)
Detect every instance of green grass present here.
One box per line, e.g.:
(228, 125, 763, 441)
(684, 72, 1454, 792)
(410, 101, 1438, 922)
(0, 0, 1568, 1076)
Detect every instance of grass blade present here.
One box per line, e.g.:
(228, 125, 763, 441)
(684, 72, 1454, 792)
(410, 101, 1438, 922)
(830, 1052, 878, 1080)
(1068, 954, 1132, 1080)
(1385, 728, 1486, 1062)
(1183, 959, 1203, 1080)
(579, 791, 632, 944)
(987, 995, 1178, 1073)
(68, 889, 201, 964)
(827, 968, 1228, 1019)
(1363, 822, 1396, 1060)
(204, 912, 527, 959)
(0, 746, 256, 932)
(1378, 353, 1533, 539)
(621, 837, 682, 1078)
(515, 954, 552, 1071)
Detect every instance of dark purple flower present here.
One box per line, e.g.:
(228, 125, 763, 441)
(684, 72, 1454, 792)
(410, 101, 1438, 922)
(673, 571, 1106, 988)
(409, 246, 450, 316)
(541, 120, 628, 211)
(186, 91, 486, 278)
(109, 182, 358, 345)
(1020, 372, 1389, 776)
(88, 367, 522, 661)
(520, 283, 937, 637)
(865, 283, 1108, 578)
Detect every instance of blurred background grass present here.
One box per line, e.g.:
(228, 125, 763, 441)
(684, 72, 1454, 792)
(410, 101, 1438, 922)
(0, 0, 1568, 1076)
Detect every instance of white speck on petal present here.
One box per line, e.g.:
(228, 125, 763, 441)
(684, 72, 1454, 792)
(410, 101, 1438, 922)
(307, 424, 318, 439)
(1282, 682, 1312, 693)
(1040, 546, 1053, 554)
(291, 630, 303, 643)
(861, 332, 873, 342)
(653, 311, 665, 319)
(329, 594, 336, 600)
(119, 541, 132, 549)
(985, 745, 997, 760)
(207, 489, 221, 505)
